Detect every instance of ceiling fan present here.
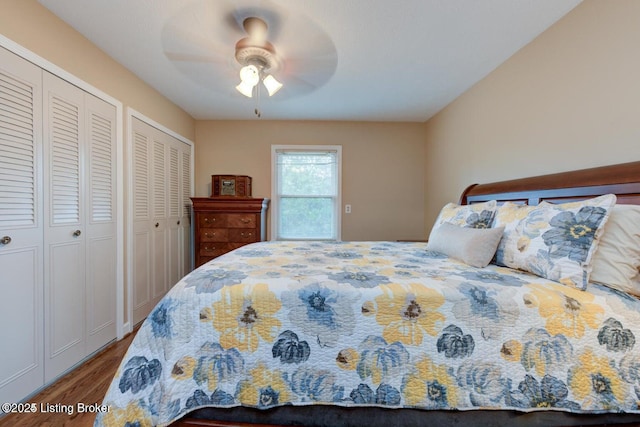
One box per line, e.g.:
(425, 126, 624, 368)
(161, 1, 338, 112)
(234, 16, 283, 98)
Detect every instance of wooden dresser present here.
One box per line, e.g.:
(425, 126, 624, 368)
(191, 197, 269, 267)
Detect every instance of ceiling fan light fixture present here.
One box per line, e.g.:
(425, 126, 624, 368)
(263, 74, 283, 96)
(236, 64, 260, 97)
(239, 64, 260, 85)
(234, 17, 284, 102)
(235, 80, 255, 98)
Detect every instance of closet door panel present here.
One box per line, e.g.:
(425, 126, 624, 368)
(132, 125, 153, 325)
(86, 237, 115, 348)
(151, 138, 167, 300)
(0, 249, 41, 402)
(43, 72, 86, 382)
(85, 94, 117, 354)
(152, 226, 166, 299)
(180, 148, 192, 276)
(133, 229, 152, 321)
(167, 142, 180, 287)
(0, 46, 44, 403)
(48, 241, 84, 353)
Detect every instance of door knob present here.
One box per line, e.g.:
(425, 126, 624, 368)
(0, 236, 11, 245)
(73, 230, 82, 237)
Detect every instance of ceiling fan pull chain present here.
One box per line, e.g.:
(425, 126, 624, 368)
(255, 82, 262, 118)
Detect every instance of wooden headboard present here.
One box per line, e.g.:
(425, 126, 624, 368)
(460, 161, 640, 206)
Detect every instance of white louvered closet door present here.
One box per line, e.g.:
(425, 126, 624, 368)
(85, 93, 117, 355)
(167, 140, 181, 288)
(43, 72, 86, 382)
(180, 145, 192, 276)
(132, 118, 170, 325)
(0, 47, 44, 404)
(168, 137, 193, 285)
(43, 72, 117, 381)
(151, 137, 168, 302)
(132, 123, 154, 325)
(131, 117, 192, 325)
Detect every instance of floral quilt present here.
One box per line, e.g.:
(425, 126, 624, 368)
(96, 241, 640, 427)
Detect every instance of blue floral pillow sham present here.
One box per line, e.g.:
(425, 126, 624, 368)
(493, 194, 616, 290)
(493, 202, 538, 267)
(430, 200, 497, 234)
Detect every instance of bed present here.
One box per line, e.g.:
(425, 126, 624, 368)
(96, 161, 640, 427)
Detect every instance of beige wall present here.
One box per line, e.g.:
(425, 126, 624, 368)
(196, 120, 426, 241)
(423, 0, 640, 233)
(0, 0, 195, 140)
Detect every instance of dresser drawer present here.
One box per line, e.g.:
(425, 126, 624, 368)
(201, 228, 228, 242)
(227, 213, 256, 228)
(199, 243, 229, 257)
(199, 214, 227, 228)
(229, 228, 258, 243)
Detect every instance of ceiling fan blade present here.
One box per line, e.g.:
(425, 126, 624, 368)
(164, 51, 227, 65)
(276, 74, 324, 97)
(168, 59, 238, 94)
(263, 9, 337, 93)
(285, 51, 337, 70)
(266, 7, 333, 52)
(282, 54, 337, 85)
(162, 22, 232, 60)
(162, 18, 237, 93)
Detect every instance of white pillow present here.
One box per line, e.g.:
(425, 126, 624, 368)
(426, 222, 505, 268)
(590, 204, 640, 297)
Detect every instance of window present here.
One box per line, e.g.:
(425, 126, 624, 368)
(271, 145, 341, 240)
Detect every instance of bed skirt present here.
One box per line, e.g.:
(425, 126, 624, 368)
(181, 406, 640, 427)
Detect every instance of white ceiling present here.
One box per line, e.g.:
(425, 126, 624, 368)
(38, 0, 581, 122)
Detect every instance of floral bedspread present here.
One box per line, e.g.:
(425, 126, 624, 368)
(96, 241, 640, 427)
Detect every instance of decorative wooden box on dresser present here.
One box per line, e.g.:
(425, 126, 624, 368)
(191, 197, 269, 267)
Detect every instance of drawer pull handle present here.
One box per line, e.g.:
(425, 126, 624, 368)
(73, 230, 82, 237)
(241, 232, 253, 238)
(240, 218, 251, 224)
(155, 222, 159, 228)
(204, 246, 215, 251)
(0, 236, 11, 245)
(177, 220, 180, 225)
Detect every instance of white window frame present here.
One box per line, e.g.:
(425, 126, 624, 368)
(271, 145, 342, 241)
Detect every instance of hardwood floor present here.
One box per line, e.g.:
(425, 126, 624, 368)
(0, 329, 136, 427)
